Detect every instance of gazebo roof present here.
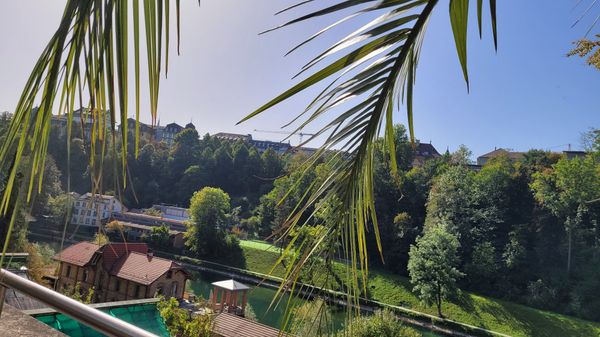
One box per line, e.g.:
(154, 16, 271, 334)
(212, 279, 250, 291)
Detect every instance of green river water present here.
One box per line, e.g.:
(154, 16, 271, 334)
(185, 270, 442, 337)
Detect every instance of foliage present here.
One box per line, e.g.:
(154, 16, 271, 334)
(157, 297, 212, 337)
(143, 207, 162, 217)
(92, 232, 109, 245)
(581, 128, 600, 154)
(531, 156, 600, 272)
(242, 0, 499, 314)
(173, 240, 600, 337)
(147, 225, 171, 249)
(335, 309, 422, 337)
(25, 243, 47, 283)
(568, 35, 600, 70)
(408, 224, 463, 317)
(185, 187, 244, 265)
(291, 298, 332, 337)
(46, 193, 75, 226)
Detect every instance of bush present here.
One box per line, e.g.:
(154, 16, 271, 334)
(335, 310, 422, 337)
(526, 279, 558, 309)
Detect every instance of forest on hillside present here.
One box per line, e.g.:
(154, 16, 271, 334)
(1, 112, 600, 322)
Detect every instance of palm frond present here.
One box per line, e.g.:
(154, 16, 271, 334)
(241, 0, 498, 326)
(0, 0, 179, 264)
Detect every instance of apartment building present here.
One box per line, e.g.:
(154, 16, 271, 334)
(71, 193, 125, 227)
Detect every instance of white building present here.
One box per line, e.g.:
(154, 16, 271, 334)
(151, 204, 190, 221)
(71, 193, 125, 227)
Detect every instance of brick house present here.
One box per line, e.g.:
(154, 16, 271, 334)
(53, 242, 188, 303)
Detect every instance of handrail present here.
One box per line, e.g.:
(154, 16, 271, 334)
(0, 268, 160, 337)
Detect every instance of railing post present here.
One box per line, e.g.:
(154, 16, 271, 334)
(0, 284, 6, 318)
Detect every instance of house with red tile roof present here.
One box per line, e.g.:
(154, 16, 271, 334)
(53, 242, 188, 303)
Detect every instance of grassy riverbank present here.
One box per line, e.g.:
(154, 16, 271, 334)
(238, 240, 600, 337)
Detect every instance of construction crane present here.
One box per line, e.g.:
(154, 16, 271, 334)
(254, 129, 315, 143)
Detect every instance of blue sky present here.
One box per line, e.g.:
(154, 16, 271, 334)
(0, 1, 598, 158)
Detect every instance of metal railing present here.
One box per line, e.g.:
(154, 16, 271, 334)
(0, 268, 160, 337)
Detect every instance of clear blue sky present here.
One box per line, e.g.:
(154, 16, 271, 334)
(0, 1, 598, 158)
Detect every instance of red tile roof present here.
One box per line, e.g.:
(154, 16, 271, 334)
(213, 313, 292, 337)
(99, 243, 148, 270)
(109, 251, 184, 285)
(53, 242, 100, 266)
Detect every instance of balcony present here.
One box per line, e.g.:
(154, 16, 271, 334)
(0, 268, 160, 337)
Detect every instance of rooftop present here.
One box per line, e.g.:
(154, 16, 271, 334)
(53, 242, 100, 267)
(110, 251, 185, 285)
(3, 269, 48, 311)
(53, 242, 184, 285)
(213, 313, 291, 337)
(212, 279, 250, 291)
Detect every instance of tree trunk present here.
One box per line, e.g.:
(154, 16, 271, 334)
(567, 228, 572, 274)
(437, 282, 443, 318)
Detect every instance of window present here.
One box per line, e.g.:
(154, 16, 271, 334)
(87, 210, 91, 216)
(93, 210, 97, 216)
(76, 202, 80, 207)
(135, 285, 141, 298)
(73, 209, 78, 215)
(65, 265, 71, 277)
(85, 218, 90, 224)
(115, 279, 120, 292)
(171, 282, 178, 297)
(82, 269, 89, 282)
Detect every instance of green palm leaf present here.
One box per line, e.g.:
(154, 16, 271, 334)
(0, 0, 180, 266)
(241, 0, 499, 327)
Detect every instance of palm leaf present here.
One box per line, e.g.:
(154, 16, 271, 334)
(0, 0, 180, 266)
(241, 0, 499, 328)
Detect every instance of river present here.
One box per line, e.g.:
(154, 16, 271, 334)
(185, 270, 442, 336)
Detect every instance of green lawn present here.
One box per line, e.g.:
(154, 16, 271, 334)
(239, 240, 600, 337)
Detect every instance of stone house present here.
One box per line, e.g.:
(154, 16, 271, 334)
(53, 242, 188, 303)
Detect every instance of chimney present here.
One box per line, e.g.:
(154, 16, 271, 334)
(147, 250, 154, 259)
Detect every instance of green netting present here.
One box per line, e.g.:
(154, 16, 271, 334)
(34, 303, 170, 337)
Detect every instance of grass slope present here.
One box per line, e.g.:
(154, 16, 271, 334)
(240, 240, 600, 337)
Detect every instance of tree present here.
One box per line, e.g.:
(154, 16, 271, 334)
(158, 297, 212, 337)
(1, 1, 501, 322)
(408, 224, 463, 317)
(185, 187, 231, 258)
(92, 232, 109, 246)
(531, 156, 600, 273)
(335, 309, 422, 337)
(148, 225, 171, 249)
(568, 35, 600, 70)
(291, 298, 332, 337)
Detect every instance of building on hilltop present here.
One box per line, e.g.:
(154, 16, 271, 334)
(53, 242, 188, 303)
(214, 132, 296, 155)
(119, 118, 156, 143)
(71, 193, 125, 227)
(477, 148, 589, 166)
(51, 108, 112, 141)
(476, 148, 525, 166)
(411, 141, 442, 167)
(214, 132, 253, 142)
(160, 122, 184, 146)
